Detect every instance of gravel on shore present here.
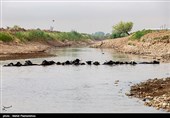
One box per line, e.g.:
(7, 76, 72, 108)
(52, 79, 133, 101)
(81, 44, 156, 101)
(126, 77, 170, 112)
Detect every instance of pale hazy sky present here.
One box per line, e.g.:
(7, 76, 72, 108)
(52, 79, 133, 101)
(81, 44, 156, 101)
(1, 0, 170, 34)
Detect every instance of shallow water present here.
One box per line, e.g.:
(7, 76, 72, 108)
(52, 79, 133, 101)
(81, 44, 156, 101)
(1, 48, 170, 113)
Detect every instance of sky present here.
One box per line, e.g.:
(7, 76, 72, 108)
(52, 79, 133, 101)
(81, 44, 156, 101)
(1, 0, 170, 34)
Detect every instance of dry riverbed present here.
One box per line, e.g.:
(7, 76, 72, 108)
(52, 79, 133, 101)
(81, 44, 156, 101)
(126, 77, 170, 112)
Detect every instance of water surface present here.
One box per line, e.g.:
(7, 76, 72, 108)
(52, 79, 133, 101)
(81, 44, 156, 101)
(1, 48, 170, 113)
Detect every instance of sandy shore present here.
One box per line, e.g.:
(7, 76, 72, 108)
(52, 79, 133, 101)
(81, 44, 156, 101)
(126, 77, 170, 112)
(91, 31, 170, 62)
(0, 40, 94, 60)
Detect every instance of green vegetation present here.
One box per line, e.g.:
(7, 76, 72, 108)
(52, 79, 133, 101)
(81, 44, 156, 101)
(48, 30, 91, 41)
(28, 30, 53, 41)
(14, 32, 29, 42)
(152, 35, 170, 43)
(112, 21, 133, 36)
(0, 32, 14, 42)
(0, 27, 92, 42)
(110, 21, 133, 39)
(130, 29, 152, 40)
(128, 42, 136, 46)
(91, 32, 105, 40)
(111, 31, 128, 39)
(14, 30, 53, 42)
(91, 32, 112, 40)
(160, 35, 170, 40)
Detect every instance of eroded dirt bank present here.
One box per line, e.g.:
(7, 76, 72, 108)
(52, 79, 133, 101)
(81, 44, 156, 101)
(0, 40, 94, 60)
(91, 31, 170, 62)
(126, 77, 170, 112)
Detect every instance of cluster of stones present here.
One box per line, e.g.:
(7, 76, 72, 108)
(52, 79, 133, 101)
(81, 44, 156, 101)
(144, 94, 170, 112)
(3, 59, 160, 67)
(126, 77, 170, 112)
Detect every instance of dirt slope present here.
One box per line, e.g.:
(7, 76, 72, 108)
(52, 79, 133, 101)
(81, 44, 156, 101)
(91, 31, 170, 62)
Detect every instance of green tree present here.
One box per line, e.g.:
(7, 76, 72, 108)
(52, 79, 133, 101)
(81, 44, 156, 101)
(92, 32, 105, 40)
(113, 21, 133, 35)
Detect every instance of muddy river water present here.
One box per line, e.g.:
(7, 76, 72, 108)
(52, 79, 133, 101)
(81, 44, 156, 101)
(1, 48, 170, 113)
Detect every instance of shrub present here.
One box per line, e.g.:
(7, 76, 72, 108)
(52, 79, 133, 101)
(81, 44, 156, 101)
(14, 32, 29, 42)
(161, 35, 170, 40)
(27, 30, 53, 41)
(48, 31, 87, 41)
(0, 32, 14, 42)
(91, 32, 105, 40)
(130, 29, 152, 40)
(111, 32, 128, 39)
(128, 42, 135, 46)
(68, 30, 82, 40)
(81, 34, 91, 40)
(0, 28, 92, 42)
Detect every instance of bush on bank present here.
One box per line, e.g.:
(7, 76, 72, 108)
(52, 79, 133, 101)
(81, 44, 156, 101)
(130, 29, 153, 40)
(0, 29, 92, 42)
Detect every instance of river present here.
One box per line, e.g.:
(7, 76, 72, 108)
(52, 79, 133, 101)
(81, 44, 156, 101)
(1, 47, 170, 113)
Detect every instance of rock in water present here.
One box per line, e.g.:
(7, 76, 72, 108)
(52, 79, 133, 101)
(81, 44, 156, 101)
(24, 60, 33, 66)
(73, 59, 80, 63)
(130, 61, 137, 65)
(152, 60, 160, 64)
(41, 60, 55, 66)
(93, 61, 100, 65)
(86, 61, 92, 65)
(56, 62, 61, 65)
(103, 60, 114, 65)
(4, 63, 14, 67)
(15, 62, 22, 66)
(65, 60, 72, 65)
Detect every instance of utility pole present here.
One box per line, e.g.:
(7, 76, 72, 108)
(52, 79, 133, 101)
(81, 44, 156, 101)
(50, 19, 55, 31)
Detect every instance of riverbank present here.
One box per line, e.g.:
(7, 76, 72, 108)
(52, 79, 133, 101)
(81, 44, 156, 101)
(91, 30, 170, 62)
(0, 40, 94, 60)
(0, 27, 95, 60)
(126, 77, 170, 112)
